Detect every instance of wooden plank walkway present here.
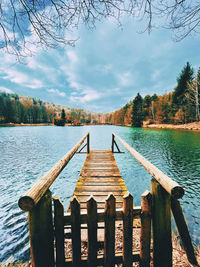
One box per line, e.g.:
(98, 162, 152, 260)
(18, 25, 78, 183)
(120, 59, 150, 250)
(68, 149, 128, 213)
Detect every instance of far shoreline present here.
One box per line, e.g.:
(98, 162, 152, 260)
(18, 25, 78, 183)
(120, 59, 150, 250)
(1, 122, 200, 131)
(143, 121, 200, 131)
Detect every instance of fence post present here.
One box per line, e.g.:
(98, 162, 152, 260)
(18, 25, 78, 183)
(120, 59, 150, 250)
(87, 196, 97, 267)
(28, 189, 54, 267)
(140, 190, 152, 267)
(123, 192, 133, 267)
(151, 179, 172, 267)
(171, 199, 198, 265)
(104, 194, 116, 267)
(87, 133, 90, 153)
(111, 134, 114, 153)
(71, 196, 81, 266)
(53, 196, 65, 267)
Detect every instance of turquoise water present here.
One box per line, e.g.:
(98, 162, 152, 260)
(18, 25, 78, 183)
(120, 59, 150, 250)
(0, 125, 200, 262)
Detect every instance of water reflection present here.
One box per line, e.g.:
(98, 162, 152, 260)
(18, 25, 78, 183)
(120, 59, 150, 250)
(0, 125, 200, 263)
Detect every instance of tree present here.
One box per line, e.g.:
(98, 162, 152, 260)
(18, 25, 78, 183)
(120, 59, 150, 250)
(186, 71, 200, 121)
(1, 1, 200, 58)
(172, 62, 194, 108)
(61, 109, 66, 122)
(132, 93, 144, 127)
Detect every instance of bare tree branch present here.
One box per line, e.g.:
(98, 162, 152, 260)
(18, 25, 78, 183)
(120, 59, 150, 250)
(0, 0, 200, 59)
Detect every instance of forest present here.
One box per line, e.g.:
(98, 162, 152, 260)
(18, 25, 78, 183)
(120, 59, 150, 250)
(105, 62, 200, 127)
(0, 93, 101, 125)
(0, 62, 199, 127)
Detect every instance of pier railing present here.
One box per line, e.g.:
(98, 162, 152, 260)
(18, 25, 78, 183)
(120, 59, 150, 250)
(112, 133, 198, 266)
(18, 132, 198, 267)
(18, 132, 90, 267)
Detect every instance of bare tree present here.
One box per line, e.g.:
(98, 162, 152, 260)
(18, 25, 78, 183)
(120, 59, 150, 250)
(0, 0, 200, 58)
(186, 75, 200, 121)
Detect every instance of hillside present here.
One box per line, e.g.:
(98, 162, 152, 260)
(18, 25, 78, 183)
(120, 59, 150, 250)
(0, 92, 103, 125)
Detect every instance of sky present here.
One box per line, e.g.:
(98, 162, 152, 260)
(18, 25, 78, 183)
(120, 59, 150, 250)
(0, 17, 199, 113)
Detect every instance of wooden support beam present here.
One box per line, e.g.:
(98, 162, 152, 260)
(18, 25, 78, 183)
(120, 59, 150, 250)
(28, 190, 54, 267)
(54, 196, 65, 267)
(123, 192, 133, 267)
(140, 190, 152, 267)
(151, 179, 172, 267)
(71, 197, 81, 266)
(87, 133, 90, 154)
(171, 199, 198, 266)
(87, 196, 98, 267)
(104, 194, 116, 267)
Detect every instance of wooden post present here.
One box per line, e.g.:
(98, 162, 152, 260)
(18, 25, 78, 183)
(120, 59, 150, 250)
(104, 194, 116, 267)
(28, 189, 54, 267)
(151, 179, 172, 267)
(111, 134, 114, 153)
(87, 133, 90, 154)
(53, 196, 65, 267)
(87, 196, 97, 267)
(140, 190, 152, 267)
(171, 199, 198, 265)
(123, 192, 133, 267)
(70, 196, 81, 266)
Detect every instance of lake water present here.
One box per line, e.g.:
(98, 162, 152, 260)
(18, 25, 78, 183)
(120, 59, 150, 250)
(0, 125, 200, 263)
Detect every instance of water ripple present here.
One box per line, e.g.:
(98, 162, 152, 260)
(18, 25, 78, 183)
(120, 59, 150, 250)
(0, 125, 200, 263)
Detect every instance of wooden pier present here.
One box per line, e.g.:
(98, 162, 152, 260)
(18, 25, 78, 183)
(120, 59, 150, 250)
(68, 149, 127, 213)
(18, 132, 198, 267)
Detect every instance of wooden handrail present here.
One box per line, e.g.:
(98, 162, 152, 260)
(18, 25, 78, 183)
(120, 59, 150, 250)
(18, 132, 90, 211)
(113, 133, 184, 199)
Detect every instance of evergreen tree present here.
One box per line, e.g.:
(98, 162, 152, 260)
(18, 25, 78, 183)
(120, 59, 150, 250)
(132, 93, 144, 127)
(61, 109, 66, 122)
(172, 62, 194, 108)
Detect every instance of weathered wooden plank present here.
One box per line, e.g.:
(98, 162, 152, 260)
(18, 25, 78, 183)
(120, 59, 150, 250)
(28, 190, 54, 267)
(53, 196, 65, 267)
(81, 172, 121, 177)
(104, 194, 116, 267)
(74, 191, 127, 196)
(151, 179, 172, 267)
(87, 197, 97, 266)
(75, 195, 124, 202)
(171, 199, 198, 265)
(69, 149, 128, 218)
(140, 190, 152, 267)
(70, 197, 81, 265)
(123, 192, 133, 267)
(79, 202, 122, 209)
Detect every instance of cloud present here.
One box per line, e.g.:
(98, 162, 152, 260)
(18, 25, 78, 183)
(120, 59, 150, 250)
(67, 50, 78, 64)
(70, 89, 101, 103)
(117, 71, 132, 87)
(2, 69, 44, 88)
(47, 88, 66, 97)
(0, 86, 14, 94)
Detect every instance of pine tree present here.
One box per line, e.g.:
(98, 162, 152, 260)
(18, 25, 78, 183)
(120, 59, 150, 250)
(132, 93, 144, 127)
(61, 109, 66, 122)
(172, 62, 194, 108)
